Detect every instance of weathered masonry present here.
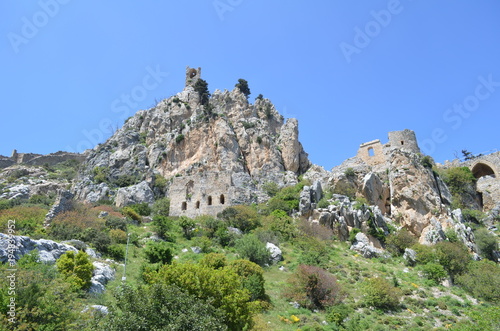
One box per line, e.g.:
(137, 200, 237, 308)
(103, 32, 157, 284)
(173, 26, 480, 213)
(169, 172, 233, 218)
(357, 129, 421, 166)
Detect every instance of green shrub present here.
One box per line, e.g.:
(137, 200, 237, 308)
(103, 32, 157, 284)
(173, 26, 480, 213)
(178, 216, 196, 240)
(29, 194, 55, 207)
(385, 229, 418, 256)
(264, 209, 296, 240)
(228, 259, 267, 301)
(241, 121, 256, 129)
(105, 216, 127, 231)
(434, 241, 470, 281)
(153, 174, 168, 192)
(200, 253, 227, 269)
(175, 134, 185, 144)
(344, 167, 355, 177)
(362, 277, 402, 310)
(122, 206, 141, 222)
(327, 303, 354, 327)
(218, 205, 261, 232)
(144, 241, 173, 265)
(285, 265, 344, 310)
(109, 229, 127, 244)
(437, 167, 475, 195)
(411, 243, 438, 265)
(56, 251, 94, 291)
(153, 215, 173, 241)
(317, 197, 330, 209)
(112, 174, 138, 187)
(462, 208, 486, 223)
(262, 181, 280, 197)
(235, 234, 271, 267)
(333, 180, 356, 200)
(146, 262, 253, 330)
(152, 197, 170, 216)
(456, 260, 500, 302)
(93, 166, 109, 184)
(97, 284, 227, 331)
(349, 228, 361, 244)
(421, 262, 447, 285)
(0, 251, 80, 330)
(474, 228, 498, 261)
(128, 202, 151, 216)
(0, 205, 47, 235)
(296, 236, 330, 267)
(107, 244, 125, 261)
(420, 155, 434, 168)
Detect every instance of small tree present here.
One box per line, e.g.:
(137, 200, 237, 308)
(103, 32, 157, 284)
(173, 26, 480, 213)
(286, 265, 344, 310)
(194, 78, 210, 105)
(144, 241, 173, 265)
(56, 251, 94, 291)
(474, 228, 498, 261)
(235, 79, 251, 98)
(385, 229, 418, 256)
(235, 234, 270, 267)
(178, 216, 196, 240)
(362, 277, 401, 310)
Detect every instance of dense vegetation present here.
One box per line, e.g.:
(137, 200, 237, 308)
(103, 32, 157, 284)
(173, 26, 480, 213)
(0, 168, 499, 330)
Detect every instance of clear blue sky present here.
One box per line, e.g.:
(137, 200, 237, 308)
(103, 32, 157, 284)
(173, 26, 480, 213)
(1, 1, 499, 170)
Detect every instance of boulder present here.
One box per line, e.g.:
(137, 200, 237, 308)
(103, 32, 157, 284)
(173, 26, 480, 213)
(115, 181, 154, 208)
(403, 248, 417, 266)
(0, 234, 78, 264)
(350, 232, 385, 258)
(266, 242, 282, 263)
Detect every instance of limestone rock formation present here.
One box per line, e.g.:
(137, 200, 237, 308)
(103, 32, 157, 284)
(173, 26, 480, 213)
(73, 70, 310, 215)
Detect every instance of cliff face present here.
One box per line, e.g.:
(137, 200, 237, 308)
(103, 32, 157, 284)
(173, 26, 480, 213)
(73, 81, 310, 211)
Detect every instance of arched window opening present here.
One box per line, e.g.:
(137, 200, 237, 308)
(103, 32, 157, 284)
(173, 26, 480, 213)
(181, 202, 187, 211)
(207, 196, 212, 206)
(195, 201, 200, 209)
(220, 194, 225, 205)
(368, 147, 375, 157)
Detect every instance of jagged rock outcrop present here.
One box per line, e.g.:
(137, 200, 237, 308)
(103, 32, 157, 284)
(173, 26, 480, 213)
(350, 232, 386, 258)
(0, 233, 78, 263)
(0, 166, 67, 200)
(73, 78, 310, 212)
(0, 234, 115, 293)
(89, 261, 116, 294)
(115, 181, 154, 208)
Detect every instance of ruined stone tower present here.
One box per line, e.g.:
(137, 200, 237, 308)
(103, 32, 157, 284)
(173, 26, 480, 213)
(185, 66, 201, 87)
(388, 129, 420, 154)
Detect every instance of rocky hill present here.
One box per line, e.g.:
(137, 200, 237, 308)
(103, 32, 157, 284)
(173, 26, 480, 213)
(73, 67, 310, 216)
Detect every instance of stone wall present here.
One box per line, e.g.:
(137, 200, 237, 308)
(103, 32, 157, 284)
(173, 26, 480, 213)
(356, 139, 385, 166)
(185, 66, 201, 87)
(0, 150, 86, 169)
(169, 172, 233, 218)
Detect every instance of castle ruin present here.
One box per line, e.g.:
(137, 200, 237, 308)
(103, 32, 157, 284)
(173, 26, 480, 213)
(357, 129, 421, 166)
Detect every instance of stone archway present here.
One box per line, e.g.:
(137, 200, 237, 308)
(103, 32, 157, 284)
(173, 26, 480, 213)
(470, 161, 497, 179)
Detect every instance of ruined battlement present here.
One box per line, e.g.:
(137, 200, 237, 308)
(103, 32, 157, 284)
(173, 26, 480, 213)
(0, 150, 86, 169)
(357, 129, 421, 166)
